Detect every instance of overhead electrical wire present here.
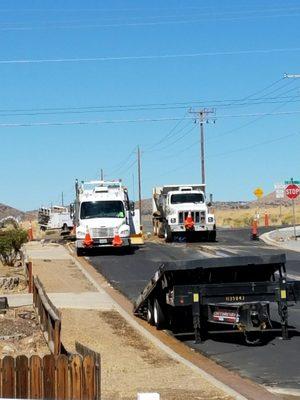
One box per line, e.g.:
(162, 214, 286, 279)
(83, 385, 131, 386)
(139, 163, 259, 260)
(0, 47, 300, 64)
(0, 110, 300, 129)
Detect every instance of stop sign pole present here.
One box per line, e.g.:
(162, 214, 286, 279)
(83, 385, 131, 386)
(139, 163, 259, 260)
(285, 178, 300, 240)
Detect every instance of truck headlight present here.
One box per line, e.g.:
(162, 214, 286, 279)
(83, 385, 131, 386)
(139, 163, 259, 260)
(119, 226, 130, 237)
(208, 217, 214, 223)
(170, 218, 176, 224)
(76, 229, 85, 238)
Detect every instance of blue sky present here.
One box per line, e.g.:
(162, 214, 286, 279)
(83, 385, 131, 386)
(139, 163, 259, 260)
(1, 0, 300, 210)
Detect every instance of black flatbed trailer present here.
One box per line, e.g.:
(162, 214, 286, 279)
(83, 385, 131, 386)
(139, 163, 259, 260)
(133, 254, 300, 344)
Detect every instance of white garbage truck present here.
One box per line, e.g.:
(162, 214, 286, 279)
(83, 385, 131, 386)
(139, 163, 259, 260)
(152, 184, 216, 242)
(72, 179, 141, 256)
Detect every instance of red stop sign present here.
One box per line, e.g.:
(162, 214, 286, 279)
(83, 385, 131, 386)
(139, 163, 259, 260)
(285, 184, 300, 199)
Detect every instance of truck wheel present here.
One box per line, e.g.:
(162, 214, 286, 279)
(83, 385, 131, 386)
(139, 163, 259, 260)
(158, 222, 165, 238)
(76, 248, 84, 257)
(209, 230, 216, 242)
(147, 300, 155, 325)
(164, 224, 173, 243)
(153, 299, 166, 330)
(153, 220, 158, 236)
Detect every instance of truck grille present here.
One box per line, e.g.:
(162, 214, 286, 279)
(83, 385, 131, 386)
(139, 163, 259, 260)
(178, 211, 205, 224)
(90, 227, 114, 238)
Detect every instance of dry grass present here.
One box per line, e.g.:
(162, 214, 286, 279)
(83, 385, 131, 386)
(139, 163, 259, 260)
(214, 204, 300, 228)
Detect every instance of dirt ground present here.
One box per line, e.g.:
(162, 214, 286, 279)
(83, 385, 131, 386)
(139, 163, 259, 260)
(61, 309, 232, 400)
(0, 260, 28, 294)
(0, 306, 50, 356)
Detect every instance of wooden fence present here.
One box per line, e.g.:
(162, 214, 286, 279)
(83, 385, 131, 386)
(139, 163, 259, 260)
(0, 352, 100, 399)
(33, 276, 62, 355)
(20, 250, 33, 293)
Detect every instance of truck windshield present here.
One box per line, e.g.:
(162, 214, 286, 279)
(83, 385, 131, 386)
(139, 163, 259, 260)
(171, 193, 204, 204)
(80, 201, 125, 219)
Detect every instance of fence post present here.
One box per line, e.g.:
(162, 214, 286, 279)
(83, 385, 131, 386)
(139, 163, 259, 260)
(27, 261, 33, 293)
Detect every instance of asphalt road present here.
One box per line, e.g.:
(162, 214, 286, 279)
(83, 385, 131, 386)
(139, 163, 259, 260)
(86, 228, 300, 393)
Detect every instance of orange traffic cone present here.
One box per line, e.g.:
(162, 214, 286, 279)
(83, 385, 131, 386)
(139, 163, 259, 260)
(112, 234, 123, 247)
(184, 212, 195, 231)
(83, 229, 93, 247)
(251, 219, 259, 240)
(264, 212, 269, 227)
(27, 221, 34, 241)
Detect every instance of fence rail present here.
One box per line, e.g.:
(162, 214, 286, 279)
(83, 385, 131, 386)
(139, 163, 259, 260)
(33, 276, 61, 355)
(0, 353, 100, 400)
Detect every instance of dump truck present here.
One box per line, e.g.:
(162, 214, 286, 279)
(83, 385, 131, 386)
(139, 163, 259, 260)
(152, 184, 216, 242)
(134, 254, 300, 344)
(72, 179, 141, 256)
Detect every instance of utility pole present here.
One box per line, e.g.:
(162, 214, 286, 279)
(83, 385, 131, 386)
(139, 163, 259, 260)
(61, 192, 64, 207)
(100, 169, 104, 181)
(137, 146, 142, 231)
(189, 108, 215, 187)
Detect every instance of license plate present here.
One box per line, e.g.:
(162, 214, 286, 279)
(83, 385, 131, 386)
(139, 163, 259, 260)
(213, 309, 237, 323)
(99, 239, 108, 244)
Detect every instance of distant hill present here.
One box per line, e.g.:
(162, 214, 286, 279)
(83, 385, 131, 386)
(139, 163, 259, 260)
(0, 203, 25, 221)
(0, 203, 37, 222)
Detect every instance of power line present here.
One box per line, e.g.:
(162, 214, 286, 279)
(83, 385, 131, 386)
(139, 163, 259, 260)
(0, 109, 300, 129)
(1, 47, 300, 64)
(208, 131, 299, 159)
(109, 146, 137, 175)
(145, 123, 197, 153)
(144, 114, 188, 151)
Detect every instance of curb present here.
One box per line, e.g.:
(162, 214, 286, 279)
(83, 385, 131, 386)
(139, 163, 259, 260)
(260, 230, 300, 253)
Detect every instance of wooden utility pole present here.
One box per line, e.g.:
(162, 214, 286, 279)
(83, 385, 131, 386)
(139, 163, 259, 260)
(137, 146, 142, 230)
(189, 108, 215, 187)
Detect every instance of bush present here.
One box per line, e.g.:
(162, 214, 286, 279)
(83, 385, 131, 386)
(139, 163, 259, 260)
(0, 228, 28, 266)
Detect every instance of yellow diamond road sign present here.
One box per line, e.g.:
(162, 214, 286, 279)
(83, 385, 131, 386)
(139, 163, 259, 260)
(254, 187, 264, 198)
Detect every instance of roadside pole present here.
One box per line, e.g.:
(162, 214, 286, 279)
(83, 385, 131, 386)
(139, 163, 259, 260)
(285, 178, 300, 240)
(137, 146, 142, 231)
(292, 197, 297, 240)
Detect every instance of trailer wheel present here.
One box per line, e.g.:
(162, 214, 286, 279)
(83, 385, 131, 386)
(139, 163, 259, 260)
(147, 300, 155, 325)
(164, 224, 173, 243)
(153, 299, 166, 329)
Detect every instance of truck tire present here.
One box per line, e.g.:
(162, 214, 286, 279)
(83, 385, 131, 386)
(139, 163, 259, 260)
(164, 224, 173, 243)
(209, 230, 216, 242)
(147, 300, 155, 325)
(157, 222, 165, 238)
(76, 248, 85, 257)
(153, 219, 158, 236)
(153, 298, 166, 330)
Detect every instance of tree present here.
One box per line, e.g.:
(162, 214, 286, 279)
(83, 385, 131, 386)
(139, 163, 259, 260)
(0, 228, 28, 266)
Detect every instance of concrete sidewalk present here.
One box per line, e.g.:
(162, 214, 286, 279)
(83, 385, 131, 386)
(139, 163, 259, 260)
(260, 225, 300, 252)
(20, 241, 115, 310)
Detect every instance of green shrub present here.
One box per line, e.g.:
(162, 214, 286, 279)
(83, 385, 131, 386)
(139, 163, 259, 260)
(0, 228, 28, 266)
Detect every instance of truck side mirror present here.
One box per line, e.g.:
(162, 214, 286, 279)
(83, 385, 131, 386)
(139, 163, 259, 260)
(130, 201, 135, 213)
(70, 203, 74, 217)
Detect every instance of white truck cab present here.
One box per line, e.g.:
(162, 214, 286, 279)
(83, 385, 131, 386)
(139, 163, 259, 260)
(73, 179, 139, 255)
(152, 184, 216, 242)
